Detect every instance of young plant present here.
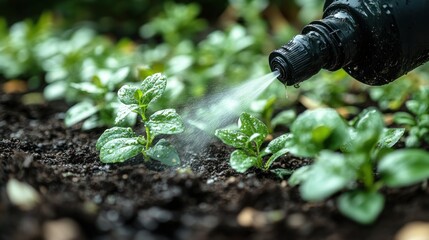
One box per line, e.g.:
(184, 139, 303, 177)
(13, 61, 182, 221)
(394, 86, 429, 147)
(215, 112, 290, 173)
(96, 73, 185, 166)
(215, 108, 351, 173)
(288, 109, 429, 225)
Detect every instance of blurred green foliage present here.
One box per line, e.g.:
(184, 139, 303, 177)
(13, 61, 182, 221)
(0, 0, 428, 132)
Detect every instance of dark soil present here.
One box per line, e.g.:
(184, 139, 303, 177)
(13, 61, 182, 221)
(1, 93, 429, 240)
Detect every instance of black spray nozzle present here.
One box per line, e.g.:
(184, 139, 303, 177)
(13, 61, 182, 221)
(269, 10, 359, 86)
(269, 33, 329, 86)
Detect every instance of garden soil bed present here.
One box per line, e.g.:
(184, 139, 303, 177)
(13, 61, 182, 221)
(1, 92, 429, 240)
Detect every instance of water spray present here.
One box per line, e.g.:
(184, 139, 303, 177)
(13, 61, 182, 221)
(270, 0, 429, 86)
(179, 71, 279, 151)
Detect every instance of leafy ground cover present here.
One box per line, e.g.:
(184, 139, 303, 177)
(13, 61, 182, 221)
(2, 93, 429, 240)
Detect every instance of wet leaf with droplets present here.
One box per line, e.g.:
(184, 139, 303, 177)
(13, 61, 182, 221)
(65, 101, 98, 127)
(230, 150, 258, 173)
(96, 127, 137, 150)
(377, 128, 404, 149)
(118, 84, 140, 105)
(265, 134, 292, 154)
(263, 134, 292, 170)
(146, 109, 184, 137)
(96, 73, 182, 166)
(238, 112, 268, 146)
(146, 139, 180, 166)
(140, 73, 167, 105)
(115, 104, 139, 125)
(215, 129, 248, 149)
(100, 138, 142, 163)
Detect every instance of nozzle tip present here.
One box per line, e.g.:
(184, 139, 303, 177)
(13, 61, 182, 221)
(269, 55, 289, 85)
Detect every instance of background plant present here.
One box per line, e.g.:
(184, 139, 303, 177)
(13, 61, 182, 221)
(394, 86, 429, 147)
(287, 108, 427, 224)
(215, 112, 290, 173)
(96, 73, 184, 165)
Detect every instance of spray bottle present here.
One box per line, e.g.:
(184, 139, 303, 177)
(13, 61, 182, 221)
(269, 0, 429, 86)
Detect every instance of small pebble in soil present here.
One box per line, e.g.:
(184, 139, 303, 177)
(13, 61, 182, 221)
(395, 221, 429, 240)
(43, 218, 83, 240)
(226, 176, 236, 184)
(287, 213, 306, 228)
(206, 178, 215, 184)
(237, 207, 284, 228)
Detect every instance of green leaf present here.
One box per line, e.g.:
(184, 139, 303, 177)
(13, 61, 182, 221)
(345, 108, 384, 152)
(82, 115, 100, 130)
(300, 151, 356, 201)
(271, 168, 292, 179)
(146, 109, 185, 137)
(43, 80, 67, 101)
(311, 125, 332, 144)
(288, 165, 311, 187)
(146, 139, 180, 166)
(100, 138, 142, 163)
(265, 134, 292, 154)
(377, 128, 405, 149)
(406, 100, 421, 115)
(117, 85, 140, 105)
(230, 150, 258, 173)
(115, 104, 140, 125)
(238, 112, 268, 146)
(264, 148, 289, 170)
(215, 129, 249, 149)
(71, 82, 104, 95)
(338, 191, 384, 224)
(96, 127, 137, 150)
(140, 73, 167, 105)
(393, 112, 416, 126)
(110, 67, 130, 85)
(420, 114, 429, 127)
(290, 108, 349, 157)
(65, 101, 98, 127)
(378, 149, 429, 187)
(354, 108, 384, 133)
(271, 110, 296, 128)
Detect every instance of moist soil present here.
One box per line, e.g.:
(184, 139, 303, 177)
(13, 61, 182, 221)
(1, 93, 429, 240)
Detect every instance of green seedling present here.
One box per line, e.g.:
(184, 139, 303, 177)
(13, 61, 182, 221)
(215, 108, 352, 173)
(215, 112, 291, 173)
(288, 109, 429, 225)
(96, 73, 184, 165)
(394, 86, 429, 147)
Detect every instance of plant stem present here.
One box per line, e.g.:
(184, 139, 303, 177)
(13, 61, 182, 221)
(361, 161, 374, 190)
(255, 146, 263, 169)
(145, 125, 152, 150)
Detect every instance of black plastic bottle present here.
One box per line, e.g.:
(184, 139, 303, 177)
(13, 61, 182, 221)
(269, 0, 429, 86)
